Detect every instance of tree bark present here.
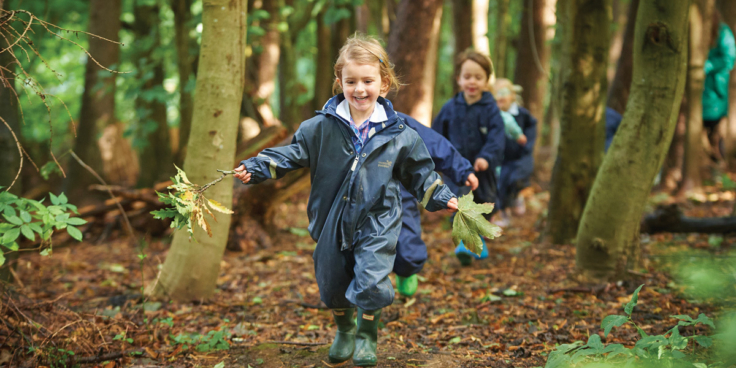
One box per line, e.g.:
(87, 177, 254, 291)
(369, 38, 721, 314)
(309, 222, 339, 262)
(515, 0, 554, 124)
(278, 0, 316, 131)
(721, 0, 736, 168)
(388, 0, 444, 124)
(253, 0, 281, 127)
(575, 0, 689, 280)
(680, 0, 715, 196)
(546, 0, 610, 245)
(151, 0, 246, 301)
(134, 3, 173, 188)
(473, 0, 490, 55)
(313, 9, 333, 111)
(607, 0, 639, 114)
(494, 0, 510, 77)
(172, 0, 196, 165)
(453, 0, 473, 90)
(66, 0, 122, 203)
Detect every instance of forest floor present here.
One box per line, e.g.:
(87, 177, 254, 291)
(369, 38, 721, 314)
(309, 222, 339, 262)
(2, 182, 734, 367)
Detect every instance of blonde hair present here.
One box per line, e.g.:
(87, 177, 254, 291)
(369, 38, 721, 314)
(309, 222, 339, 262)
(492, 78, 523, 105)
(332, 33, 400, 95)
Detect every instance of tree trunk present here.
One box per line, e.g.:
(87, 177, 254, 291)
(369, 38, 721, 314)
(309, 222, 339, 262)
(721, 0, 736, 169)
(253, 0, 281, 127)
(369, 0, 389, 40)
(642, 204, 736, 234)
(278, 0, 316, 131)
(313, 10, 333, 111)
(514, 0, 554, 123)
(576, 0, 689, 280)
(473, 0, 490, 55)
(134, 3, 173, 188)
(606, 0, 639, 114)
(66, 0, 122, 203)
(660, 105, 687, 191)
(680, 0, 715, 196)
(172, 0, 196, 165)
(151, 0, 246, 301)
(453, 0, 473, 88)
(494, 0, 510, 77)
(546, 0, 610, 245)
(356, 2, 370, 33)
(388, 0, 444, 123)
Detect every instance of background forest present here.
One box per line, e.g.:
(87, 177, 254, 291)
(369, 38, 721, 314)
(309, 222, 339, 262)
(1, 0, 736, 367)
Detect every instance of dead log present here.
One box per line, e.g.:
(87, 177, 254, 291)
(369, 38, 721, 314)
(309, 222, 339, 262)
(641, 204, 736, 234)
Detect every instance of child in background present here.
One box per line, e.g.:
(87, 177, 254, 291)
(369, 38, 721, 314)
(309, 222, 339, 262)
(432, 49, 505, 266)
(234, 34, 457, 367)
(493, 78, 537, 225)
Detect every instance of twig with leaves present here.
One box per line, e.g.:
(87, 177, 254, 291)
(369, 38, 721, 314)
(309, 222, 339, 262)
(151, 166, 234, 240)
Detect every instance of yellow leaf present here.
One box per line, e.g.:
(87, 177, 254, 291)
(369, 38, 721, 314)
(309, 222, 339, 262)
(208, 199, 234, 214)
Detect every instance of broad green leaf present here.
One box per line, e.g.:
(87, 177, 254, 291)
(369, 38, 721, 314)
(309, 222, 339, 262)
(692, 363, 708, 368)
(449, 336, 461, 344)
(58, 192, 68, 204)
(4, 214, 23, 225)
(2, 227, 20, 244)
(55, 213, 70, 223)
(65, 217, 87, 226)
(20, 211, 31, 223)
(671, 350, 686, 359)
(585, 334, 604, 353)
(207, 199, 234, 214)
(451, 193, 502, 255)
(601, 315, 629, 337)
(602, 344, 632, 359)
(624, 284, 644, 316)
(29, 222, 43, 234)
(214, 362, 225, 368)
(0, 252, 4, 266)
(40, 248, 52, 256)
(3, 206, 15, 217)
(67, 225, 83, 241)
(20, 224, 35, 241)
(693, 313, 715, 328)
(49, 193, 60, 205)
(668, 327, 687, 350)
(693, 335, 712, 348)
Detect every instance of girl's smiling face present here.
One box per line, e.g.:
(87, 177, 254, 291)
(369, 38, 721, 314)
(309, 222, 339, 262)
(457, 59, 489, 103)
(338, 60, 384, 120)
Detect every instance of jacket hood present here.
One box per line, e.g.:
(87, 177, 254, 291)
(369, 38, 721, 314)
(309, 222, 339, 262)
(320, 94, 399, 126)
(453, 91, 496, 106)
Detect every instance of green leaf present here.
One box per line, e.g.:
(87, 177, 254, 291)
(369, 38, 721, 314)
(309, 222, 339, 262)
(3, 206, 15, 217)
(65, 217, 87, 226)
(49, 193, 60, 205)
(668, 327, 687, 350)
(214, 362, 225, 368)
(624, 284, 644, 316)
(4, 215, 23, 225)
(55, 213, 70, 223)
(451, 192, 502, 256)
(449, 336, 461, 344)
(694, 335, 712, 348)
(20, 211, 31, 223)
(585, 334, 604, 353)
(602, 344, 632, 358)
(0, 252, 4, 266)
(58, 193, 68, 205)
(40, 248, 52, 256)
(693, 313, 715, 328)
(67, 225, 83, 241)
(151, 208, 179, 220)
(671, 350, 686, 359)
(601, 315, 629, 337)
(20, 224, 35, 241)
(2, 227, 20, 244)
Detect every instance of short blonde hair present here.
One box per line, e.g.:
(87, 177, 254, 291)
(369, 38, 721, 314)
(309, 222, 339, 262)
(332, 33, 400, 95)
(492, 78, 523, 104)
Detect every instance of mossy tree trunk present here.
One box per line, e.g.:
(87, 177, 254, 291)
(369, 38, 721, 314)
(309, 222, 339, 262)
(135, 2, 173, 187)
(172, 0, 197, 165)
(66, 0, 121, 203)
(576, 0, 689, 280)
(388, 0, 444, 124)
(151, 0, 246, 301)
(679, 0, 715, 195)
(546, 0, 610, 245)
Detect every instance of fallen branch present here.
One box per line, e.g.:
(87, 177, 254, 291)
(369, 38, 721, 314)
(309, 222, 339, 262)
(641, 204, 736, 234)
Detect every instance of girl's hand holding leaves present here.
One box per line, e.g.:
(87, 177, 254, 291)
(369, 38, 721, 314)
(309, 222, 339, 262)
(451, 192, 502, 256)
(151, 166, 234, 240)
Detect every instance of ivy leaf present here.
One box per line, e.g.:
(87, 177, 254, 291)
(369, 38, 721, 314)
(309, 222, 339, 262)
(207, 199, 234, 214)
(624, 284, 644, 316)
(451, 192, 502, 255)
(601, 315, 629, 337)
(66, 225, 83, 242)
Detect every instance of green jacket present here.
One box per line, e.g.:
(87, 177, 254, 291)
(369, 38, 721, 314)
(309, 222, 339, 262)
(703, 22, 736, 121)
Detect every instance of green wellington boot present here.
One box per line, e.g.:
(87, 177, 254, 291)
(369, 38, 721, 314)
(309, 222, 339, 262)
(328, 308, 357, 363)
(396, 274, 418, 297)
(353, 308, 382, 367)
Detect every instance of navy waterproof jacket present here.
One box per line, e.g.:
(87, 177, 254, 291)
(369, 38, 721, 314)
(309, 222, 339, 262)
(241, 95, 455, 251)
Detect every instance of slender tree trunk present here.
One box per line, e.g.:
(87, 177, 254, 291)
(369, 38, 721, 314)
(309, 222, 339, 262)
(494, 0, 510, 78)
(607, 0, 625, 83)
(388, 0, 444, 122)
(369, 0, 389, 40)
(67, 0, 121, 202)
(546, 0, 610, 245)
(607, 0, 639, 114)
(172, 0, 196, 165)
(473, 0, 490, 55)
(576, 0, 689, 280)
(254, 0, 281, 127)
(661, 106, 687, 191)
(680, 0, 715, 196)
(721, 0, 736, 168)
(515, 0, 553, 123)
(278, 0, 316, 131)
(314, 10, 333, 111)
(151, 0, 246, 301)
(134, 3, 173, 188)
(356, 2, 370, 33)
(453, 0, 473, 86)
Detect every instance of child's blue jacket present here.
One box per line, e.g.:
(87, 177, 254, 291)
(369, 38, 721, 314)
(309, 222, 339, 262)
(431, 91, 506, 169)
(241, 95, 454, 252)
